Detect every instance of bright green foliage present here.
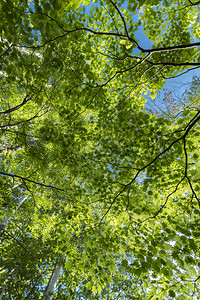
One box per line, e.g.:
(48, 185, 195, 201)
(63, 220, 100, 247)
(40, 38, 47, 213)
(0, 0, 200, 299)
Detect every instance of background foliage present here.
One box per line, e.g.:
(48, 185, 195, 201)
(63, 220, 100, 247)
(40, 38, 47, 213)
(0, 0, 200, 299)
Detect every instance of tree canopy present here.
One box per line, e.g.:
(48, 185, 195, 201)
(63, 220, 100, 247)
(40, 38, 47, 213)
(0, 0, 200, 299)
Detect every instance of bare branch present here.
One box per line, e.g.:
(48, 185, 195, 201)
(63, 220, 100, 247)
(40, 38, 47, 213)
(0, 171, 66, 192)
(0, 95, 31, 115)
(98, 111, 200, 223)
(144, 41, 200, 54)
(188, 0, 200, 5)
(0, 106, 49, 129)
(183, 138, 200, 207)
(147, 60, 200, 67)
(108, 0, 129, 37)
(161, 66, 200, 80)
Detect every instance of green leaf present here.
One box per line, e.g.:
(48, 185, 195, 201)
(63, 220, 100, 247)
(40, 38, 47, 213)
(169, 290, 176, 297)
(92, 285, 97, 294)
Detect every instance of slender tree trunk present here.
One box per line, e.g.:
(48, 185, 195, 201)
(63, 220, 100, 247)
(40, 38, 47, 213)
(42, 262, 63, 300)
(0, 196, 28, 243)
(0, 287, 6, 299)
(0, 216, 10, 233)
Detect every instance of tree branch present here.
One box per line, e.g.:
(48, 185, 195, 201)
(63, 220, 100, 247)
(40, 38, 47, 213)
(0, 171, 66, 192)
(188, 0, 200, 5)
(0, 107, 49, 129)
(108, 0, 129, 37)
(147, 60, 200, 67)
(98, 111, 200, 223)
(0, 95, 31, 115)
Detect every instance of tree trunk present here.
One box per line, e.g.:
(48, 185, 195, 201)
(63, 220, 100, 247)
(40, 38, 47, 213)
(42, 262, 63, 300)
(0, 196, 28, 243)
